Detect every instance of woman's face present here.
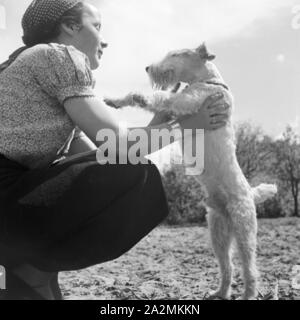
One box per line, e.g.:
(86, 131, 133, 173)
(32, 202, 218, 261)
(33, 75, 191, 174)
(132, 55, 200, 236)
(72, 3, 107, 70)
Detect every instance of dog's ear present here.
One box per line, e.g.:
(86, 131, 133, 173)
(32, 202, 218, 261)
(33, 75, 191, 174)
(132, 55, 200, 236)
(196, 43, 216, 61)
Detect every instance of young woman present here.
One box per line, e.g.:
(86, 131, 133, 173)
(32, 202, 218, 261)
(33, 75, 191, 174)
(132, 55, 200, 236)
(0, 0, 229, 300)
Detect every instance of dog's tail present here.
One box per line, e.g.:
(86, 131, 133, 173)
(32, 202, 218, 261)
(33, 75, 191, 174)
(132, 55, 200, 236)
(252, 184, 278, 205)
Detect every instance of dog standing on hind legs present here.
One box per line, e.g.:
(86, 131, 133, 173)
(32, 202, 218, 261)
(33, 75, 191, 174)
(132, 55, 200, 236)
(106, 43, 277, 300)
(206, 194, 259, 299)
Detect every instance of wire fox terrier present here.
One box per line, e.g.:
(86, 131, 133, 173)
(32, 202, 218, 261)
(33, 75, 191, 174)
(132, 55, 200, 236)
(107, 43, 277, 300)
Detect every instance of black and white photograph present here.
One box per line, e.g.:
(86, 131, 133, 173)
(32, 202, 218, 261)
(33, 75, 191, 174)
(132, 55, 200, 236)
(0, 0, 299, 303)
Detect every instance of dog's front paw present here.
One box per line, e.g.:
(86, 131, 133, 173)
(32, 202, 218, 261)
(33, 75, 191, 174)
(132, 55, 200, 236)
(128, 93, 149, 108)
(104, 93, 149, 109)
(104, 98, 123, 109)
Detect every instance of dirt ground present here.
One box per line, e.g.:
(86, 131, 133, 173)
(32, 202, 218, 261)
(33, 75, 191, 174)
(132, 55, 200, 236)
(59, 218, 300, 300)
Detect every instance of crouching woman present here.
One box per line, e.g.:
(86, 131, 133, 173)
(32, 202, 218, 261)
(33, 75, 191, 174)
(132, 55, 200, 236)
(0, 0, 229, 299)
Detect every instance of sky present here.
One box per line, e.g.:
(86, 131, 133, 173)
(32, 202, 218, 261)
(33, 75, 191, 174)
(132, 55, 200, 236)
(0, 0, 300, 138)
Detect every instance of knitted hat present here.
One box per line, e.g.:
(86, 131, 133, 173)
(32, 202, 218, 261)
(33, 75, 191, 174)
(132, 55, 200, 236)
(22, 0, 82, 46)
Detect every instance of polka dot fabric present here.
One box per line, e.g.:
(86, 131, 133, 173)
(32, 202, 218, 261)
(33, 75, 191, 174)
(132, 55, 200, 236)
(0, 43, 96, 169)
(22, 0, 81, 44)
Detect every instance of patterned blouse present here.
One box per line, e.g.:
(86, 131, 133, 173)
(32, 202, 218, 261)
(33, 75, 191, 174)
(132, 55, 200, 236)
(0, 43, 96, 169)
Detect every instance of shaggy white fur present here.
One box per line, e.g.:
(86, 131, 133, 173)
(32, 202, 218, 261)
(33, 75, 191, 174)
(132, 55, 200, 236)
(107, 43, 277, 300)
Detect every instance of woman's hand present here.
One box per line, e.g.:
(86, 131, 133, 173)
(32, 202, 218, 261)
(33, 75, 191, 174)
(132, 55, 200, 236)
(177, 92, 230, 131)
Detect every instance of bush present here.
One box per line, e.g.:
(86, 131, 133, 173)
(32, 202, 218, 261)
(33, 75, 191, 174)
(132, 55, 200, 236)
(161, 165, 207, 225)
(256, 197, 284, 219)
(161, 165, 286, 225)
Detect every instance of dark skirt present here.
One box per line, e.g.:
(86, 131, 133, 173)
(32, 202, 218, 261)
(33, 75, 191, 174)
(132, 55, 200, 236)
(0, 151, 169, 272)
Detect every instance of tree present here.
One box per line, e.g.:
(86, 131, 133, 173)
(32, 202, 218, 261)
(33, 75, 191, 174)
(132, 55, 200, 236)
(273, 126, 300, 217)
(235, 122, 273, 180)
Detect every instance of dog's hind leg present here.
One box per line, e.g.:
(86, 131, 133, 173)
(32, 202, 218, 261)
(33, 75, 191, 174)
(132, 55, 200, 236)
(207, 208, 233, 300)
(229, 200, 258, 300)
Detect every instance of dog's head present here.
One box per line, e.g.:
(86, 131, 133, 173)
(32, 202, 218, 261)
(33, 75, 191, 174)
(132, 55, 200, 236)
(146, 43, 217, 90)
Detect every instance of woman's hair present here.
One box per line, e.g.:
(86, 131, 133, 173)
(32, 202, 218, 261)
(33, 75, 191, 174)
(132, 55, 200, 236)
(23, 2, 85, 46)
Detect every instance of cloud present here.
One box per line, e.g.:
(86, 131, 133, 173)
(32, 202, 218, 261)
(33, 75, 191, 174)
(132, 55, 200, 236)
(290, 115, 300, 135)
(95, 0, 298, 96)
(0, 5, 6, 30)
(276, 54, 286, 63)
(100, 0, 298, 45)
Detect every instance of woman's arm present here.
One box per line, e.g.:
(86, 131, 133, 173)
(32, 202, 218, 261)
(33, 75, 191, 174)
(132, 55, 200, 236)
(64, 93, 228, 158)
